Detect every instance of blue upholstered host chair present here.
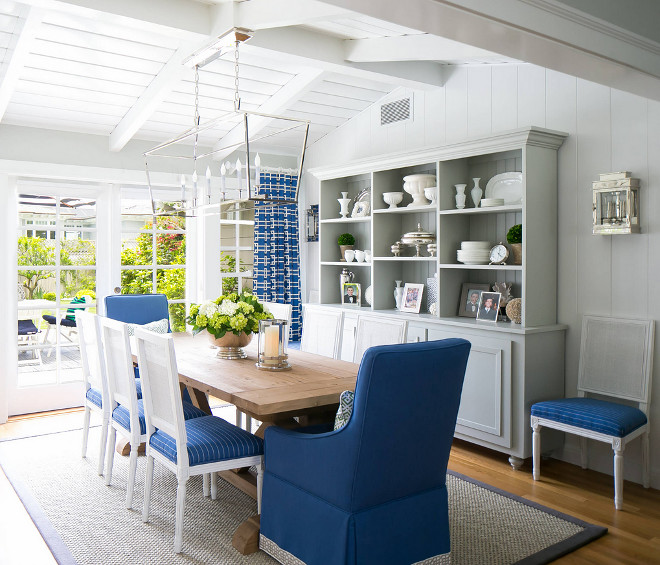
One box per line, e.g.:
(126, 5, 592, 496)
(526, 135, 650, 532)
(260, 338, 471, 565)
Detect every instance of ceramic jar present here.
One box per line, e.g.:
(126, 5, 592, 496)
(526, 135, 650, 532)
(471, 178, 482, 208)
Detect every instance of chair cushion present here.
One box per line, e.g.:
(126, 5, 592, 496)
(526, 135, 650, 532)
(126, 318, 169, 336)
(85, 387, 103, 409)
(42, 315, 76, 328)
(134, 377, 142, 400)
(149, 415, 264, 466)
(65, 296, 87, 321)
(112, 399, 206, 435)
(18, 319, 39, 335)
(333, 390, 355, 430)
(531, 397, 647, 437)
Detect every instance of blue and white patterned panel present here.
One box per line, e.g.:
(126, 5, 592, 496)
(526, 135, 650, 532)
(253, 170, 302, 340)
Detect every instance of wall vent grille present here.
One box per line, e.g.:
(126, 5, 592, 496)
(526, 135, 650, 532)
(381, 97, 411, 126)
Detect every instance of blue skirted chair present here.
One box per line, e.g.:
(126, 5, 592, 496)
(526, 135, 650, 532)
(260, 338, 471, 565)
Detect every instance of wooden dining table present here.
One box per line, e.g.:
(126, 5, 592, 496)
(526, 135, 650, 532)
(171, 332, 359, 554)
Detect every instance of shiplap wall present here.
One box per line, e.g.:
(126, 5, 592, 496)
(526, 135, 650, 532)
(302, 63, 660, 488)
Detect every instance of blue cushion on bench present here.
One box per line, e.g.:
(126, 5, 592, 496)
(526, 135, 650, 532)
(85, 387, 103, 408)
(18, 319, 39, 335)
(149, 415, 264, 466)
(531, 397, 647, 437)
(113, 399, 207, 435)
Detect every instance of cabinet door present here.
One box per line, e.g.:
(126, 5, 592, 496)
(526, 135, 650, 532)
(340, 316, 357, 362)
(407, 325, 427, 343)
(428, 329, 512, 448)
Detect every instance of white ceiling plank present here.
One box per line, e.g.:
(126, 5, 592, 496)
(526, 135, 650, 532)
(109, 43, 194, 152)
(226, 0, 352, 31)
(0, 6, 43, 122)
(243, 27, 444, 90)
(212, 67, 325, 160)
(291, 100, 357, 120)
(345, 33, 512, 63)
(3, 113, 115, 135)
(6, 101, 118, 125)
(278, 109, 347, 128)
(302, 90, 372, 112)
(0, 31, 11, 49)
(167, 88, 268, 108)
(176, 75, 283, 97)
(11, 91, 128, 116)
(0, 14, 18, 30)
(20, 65, 145, 96)
(17, 79, 137, 106)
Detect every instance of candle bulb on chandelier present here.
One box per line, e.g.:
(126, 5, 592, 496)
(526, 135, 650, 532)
(192, 170, 198, 205)
(180, 174, 186, 203)
(254, 153, 261, 187)
(206, 166, 211, 202)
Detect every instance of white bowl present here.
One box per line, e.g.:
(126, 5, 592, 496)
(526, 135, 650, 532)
(382, 191, 404, 209)
(460, 241, 491, 250)
(402, 174, 435, 207)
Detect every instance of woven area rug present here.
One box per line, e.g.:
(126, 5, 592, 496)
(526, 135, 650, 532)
(0, 427, 606, 565)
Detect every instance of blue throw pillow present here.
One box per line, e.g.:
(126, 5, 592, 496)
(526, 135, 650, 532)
(333, 390, 355, 430)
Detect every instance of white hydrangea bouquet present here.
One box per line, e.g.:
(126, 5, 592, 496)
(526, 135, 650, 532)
(186, 291, 272, 338)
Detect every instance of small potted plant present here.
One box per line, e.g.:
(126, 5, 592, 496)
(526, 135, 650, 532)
(506, 224, 522, 265)
(337, 233, 355, 262)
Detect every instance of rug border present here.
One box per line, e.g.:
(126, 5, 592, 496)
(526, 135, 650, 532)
(447, 470, 608, 565)
(0, 445, 78, 565)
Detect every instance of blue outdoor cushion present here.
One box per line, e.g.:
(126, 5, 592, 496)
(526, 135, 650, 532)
(531, 397, 647, 437)
(85, 387, 103, 409)
(149, 415, 264, 466)
(18, 319, 39, 335)
(112, 399, 207, 435)
(42, 315, 77, 328)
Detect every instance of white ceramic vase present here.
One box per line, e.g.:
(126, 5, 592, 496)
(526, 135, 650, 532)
(344, 249, 355, 262)
(470, 178, 482, 208)
(354, 250, 365, 263)
(338, 195, 351, 218)
(394, 280, 404, 310)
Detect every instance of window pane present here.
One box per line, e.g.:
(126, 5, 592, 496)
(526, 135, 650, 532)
(60, 345, 83, 383)
(157, 269, 185, 299)
(18, 268, 56, 300)
(18, 236, 56, 268)
(156, 230, 186, 265)
(121, 268, 155, 294)
(169, 303, 186, 333)
(60, 271, 96, 300)
(61, 233, 96, 266)
(122, 232, 153, 266)
(61, 198, 96, 230)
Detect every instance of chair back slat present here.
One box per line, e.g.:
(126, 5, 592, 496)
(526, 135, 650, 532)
(301, 307, 343, 358)
(134, 329, 187, 463)
(76, 311, 107, 399)
(578, 315, 654, 407)
(353, 315, 408, 364)
(98, 317, 139, 418)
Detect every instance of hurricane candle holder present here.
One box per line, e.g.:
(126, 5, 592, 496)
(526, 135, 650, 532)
(256, 319, 291, 371)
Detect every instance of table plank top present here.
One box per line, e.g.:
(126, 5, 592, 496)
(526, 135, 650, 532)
(172, 333, 358, 419)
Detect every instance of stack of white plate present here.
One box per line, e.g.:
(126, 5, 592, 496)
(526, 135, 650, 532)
(457, 241, 491, 264)
(480, 198, 505, 207)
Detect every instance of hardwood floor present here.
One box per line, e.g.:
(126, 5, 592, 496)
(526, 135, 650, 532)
(1, 411, 659, 564)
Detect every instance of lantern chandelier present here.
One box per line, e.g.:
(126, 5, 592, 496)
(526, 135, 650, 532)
(143, 28, 310, 216)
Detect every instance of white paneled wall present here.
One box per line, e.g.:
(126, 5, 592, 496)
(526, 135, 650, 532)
(303, 63, 660, 488)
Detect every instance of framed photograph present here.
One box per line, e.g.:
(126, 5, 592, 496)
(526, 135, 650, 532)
(400, 283, 424, 313)
(476, 291, 501, 322)
(458, 283, 491, 318)
(342, 282, 361, 307)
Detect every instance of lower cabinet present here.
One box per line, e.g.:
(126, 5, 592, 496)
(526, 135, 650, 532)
(307, 304, 565, 468)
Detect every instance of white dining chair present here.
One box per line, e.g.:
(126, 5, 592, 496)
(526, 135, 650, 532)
(300, 306, 344, 359)
(352, 315, 408, 364)
(134, 328, 264, 554)
(77, 311, 110, 476)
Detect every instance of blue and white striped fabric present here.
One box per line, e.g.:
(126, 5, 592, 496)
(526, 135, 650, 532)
(531, 397, 647, 437)
(253, 170, 302, 341)
(149, 415, 264, 466)
(112, 400, 207, 435)
(85, 387, 103, 409)
(134, 378, 142, 399)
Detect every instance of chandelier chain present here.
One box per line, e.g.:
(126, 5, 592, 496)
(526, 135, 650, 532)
(193, 65, 200, 164)
(234, 41, 241, 111)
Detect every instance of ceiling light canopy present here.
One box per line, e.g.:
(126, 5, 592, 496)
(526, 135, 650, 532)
(182, 27, 253, 68)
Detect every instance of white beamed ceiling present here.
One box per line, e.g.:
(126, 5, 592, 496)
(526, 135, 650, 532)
(0, 0, 520, 157)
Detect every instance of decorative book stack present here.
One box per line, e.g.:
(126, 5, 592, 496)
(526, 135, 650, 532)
(592, 171, 640, 235)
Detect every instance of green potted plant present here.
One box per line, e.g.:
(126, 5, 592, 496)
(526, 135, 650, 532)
(506, 224, 522, 265)
(337, 233, 355, 262)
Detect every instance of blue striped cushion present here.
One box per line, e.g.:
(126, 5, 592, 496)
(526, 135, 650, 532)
(134, 378, 142, 400)
(531, 398, 647, 437)
(149, 415, 264, 466)
(112, 400, 207, 435)
(85, 387, 103, 408)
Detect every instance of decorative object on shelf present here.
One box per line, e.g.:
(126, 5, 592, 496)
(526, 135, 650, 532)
(354, 250, 365, 263)
(480, 198, 505, 208)
(429, 302, 437, 315)
(457, 240, 490, 265)
(144, 28, 309, 217)
(350, 187, 371, 217)
(427, 243, 437, 257)
(383, 191, 403, 209)
(364, 285, 373, 306)
(364, 249, 372, 262)
(338, 192, 351, 218)
(400, 283, 425, 313)
(393, 280, 404, 309)
(506, 224, 522, 265)
(426, 276, 438, 314)
(337, 232, 355, 261)
(256, 318, 291, 371)
(390, 241, 404, 257)
(342, 282, 361, 307)
(455, 184, 467, 209)
(505, 297, 522, 324)
(186, 292, 272, 359)
(305, 204, 319, 242)
(339, 268, 354, 298)
(476, 291, 501, 323)
(401, 223, 436, 257)
(489, 242, 509, 265)
(485, 172, 523, 205)
(344, 249, 355, 262)
(424, 186, 438, 205)
(492, 282, 512, 308)
(592, 172, 640, 235)
(458, 282, 490, 318)
(403, 174, 435, 207)
(470, 177, 482, 208)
